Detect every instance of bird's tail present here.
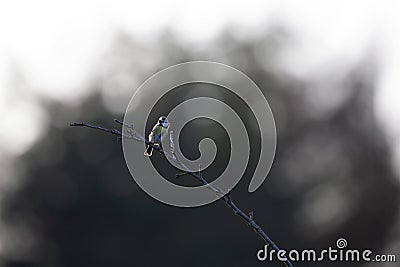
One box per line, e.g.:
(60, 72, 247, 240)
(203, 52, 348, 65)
(144, 145, 153, 156)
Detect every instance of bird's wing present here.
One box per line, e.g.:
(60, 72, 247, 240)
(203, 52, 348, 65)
(149, 125, 162, 141)
(161, 127, 168, 138)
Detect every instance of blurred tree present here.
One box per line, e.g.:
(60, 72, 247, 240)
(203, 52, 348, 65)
(1, 30, 399, 267)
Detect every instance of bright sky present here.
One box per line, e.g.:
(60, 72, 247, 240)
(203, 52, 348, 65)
(0, 0, 399, 163)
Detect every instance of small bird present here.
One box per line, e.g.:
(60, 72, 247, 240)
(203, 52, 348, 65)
(144, 116, 169, 156)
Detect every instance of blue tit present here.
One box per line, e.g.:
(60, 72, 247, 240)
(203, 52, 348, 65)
(144, 116, 169, 156)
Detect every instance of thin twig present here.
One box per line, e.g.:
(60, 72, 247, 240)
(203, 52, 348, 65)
(175, 172, 189, 179)
(70, 120, 294, 267)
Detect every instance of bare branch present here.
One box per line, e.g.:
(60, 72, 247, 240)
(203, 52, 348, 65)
(70, 120, 295, 267)
(70, 122, 123, 136)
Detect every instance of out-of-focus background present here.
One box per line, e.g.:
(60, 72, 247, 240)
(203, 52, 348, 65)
(1, 1, 400, 266)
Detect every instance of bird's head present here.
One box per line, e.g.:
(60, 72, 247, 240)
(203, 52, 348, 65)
(158, 116, 169, 128)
